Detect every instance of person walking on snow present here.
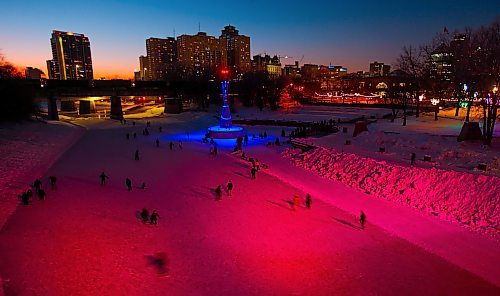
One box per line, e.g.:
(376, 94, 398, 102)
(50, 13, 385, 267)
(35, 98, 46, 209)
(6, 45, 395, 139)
(215, 185, 222, 201)
(135, 149, 140, 160)
(411, 152, 416, 166)
(293, 194, 300, 211)
(360, 211, 366, 229)
(169, 141, 174, 150)
(150, 210, 160, 225)
(33, 179, 42, 192)
(178, 141, 183, 149)
(227, 181, 233, 196)
(20, 191, 30, 205)
(305, 194, 312, 209)
(251, 167, 257, 179)
(99, 172, 109, 185)
(38, 188, 46, 200)
(140, 208, 149, 223)
(49, 176, 57, 190)
(156, 138, 160, 148)
(126, 178, 132, 191)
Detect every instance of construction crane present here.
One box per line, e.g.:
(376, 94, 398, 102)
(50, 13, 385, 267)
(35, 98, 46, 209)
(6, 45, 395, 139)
(277, 55, 293, 64)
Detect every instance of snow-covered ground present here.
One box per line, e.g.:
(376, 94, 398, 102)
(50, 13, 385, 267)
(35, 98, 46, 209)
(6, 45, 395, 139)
(1, 110, 499, 295)
(233, 105, 391, 122)
(304, 114, 500, 177)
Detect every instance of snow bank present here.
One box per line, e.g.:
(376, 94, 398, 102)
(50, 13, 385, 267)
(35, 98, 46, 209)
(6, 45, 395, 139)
(283, 146, 500, 235)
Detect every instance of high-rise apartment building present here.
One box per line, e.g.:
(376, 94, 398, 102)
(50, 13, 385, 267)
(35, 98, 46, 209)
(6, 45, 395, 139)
(219, 25, 251, 76)
(177, 32, 227, 77)
(146, 37, 177, 80)
(47, 30, 93, 80)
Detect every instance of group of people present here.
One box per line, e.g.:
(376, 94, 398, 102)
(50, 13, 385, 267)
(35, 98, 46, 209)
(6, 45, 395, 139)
(140, 208, 160, 225)
(289, 120, 338, 139)
(214, 180, 233, 201)
(19, 176, 57, 205)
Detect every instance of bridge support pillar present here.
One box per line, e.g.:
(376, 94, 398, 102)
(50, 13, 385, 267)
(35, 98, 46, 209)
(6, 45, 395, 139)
(47, 96, 59, 120)
(164, 98, 183, 114)
(110, 96, 124, 120)
(79, 100, 96, 115)
(60, 100, 76, 112)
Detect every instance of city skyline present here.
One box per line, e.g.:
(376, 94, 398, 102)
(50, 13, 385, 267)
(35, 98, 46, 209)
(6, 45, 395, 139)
(1, 0, 498, 79)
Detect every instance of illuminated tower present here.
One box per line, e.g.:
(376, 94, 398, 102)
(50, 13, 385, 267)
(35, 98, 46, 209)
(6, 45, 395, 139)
(219, 80, 232, 128)
(48, 30, 93, 80)
(207, 69, 244, 139)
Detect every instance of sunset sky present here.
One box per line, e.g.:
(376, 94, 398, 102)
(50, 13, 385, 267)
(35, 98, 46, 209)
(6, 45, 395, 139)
(1, 0, 498, 79)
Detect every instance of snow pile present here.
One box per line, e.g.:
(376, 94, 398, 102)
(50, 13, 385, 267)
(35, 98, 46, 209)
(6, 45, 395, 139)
(283, 146, 500, 234)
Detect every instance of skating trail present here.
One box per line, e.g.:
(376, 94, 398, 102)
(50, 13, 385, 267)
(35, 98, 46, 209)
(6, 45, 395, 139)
(0, 115, 498, 295)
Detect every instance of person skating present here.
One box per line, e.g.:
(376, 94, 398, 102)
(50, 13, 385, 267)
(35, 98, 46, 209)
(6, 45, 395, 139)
(99, 172, 109, 185)
(360, 211, 366, 229)
(227, 180, 233, 196)
(281, 129, 286, 137)
(215, 185, 222, 201)
(264, 131, 267, 138)
(26, 189, 33, 200)
(140, 208, 149, 223)
(38, 188, 46, 200)
(255, 159, 261, 171)
(20, 191, 30, 205)
(126, 133, 130, 140)
(186, 131, 190, 139)
(293, 194, 300, 211)
(213, 145, 218, 156)
(169, 141, 174, 150)
(141, 182, 147, 190)
(411, 152, 416, 166)
(150, 210, 160, 225)
(135, 149, 140, 160)
(251, 167, 257, 179)
(49, 176, 57, 190)
(244, 134, 248, 145)
(178, 141, 183, 149)
(156, 138, 160, 148)
(126, 178, 132, 191)
(305, 194, 312, 209)
(33, 179, 42, 192)
(159, 126, 162, 133)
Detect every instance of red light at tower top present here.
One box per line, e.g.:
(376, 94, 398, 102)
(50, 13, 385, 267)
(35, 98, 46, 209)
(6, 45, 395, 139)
(220, 68, 230, 80)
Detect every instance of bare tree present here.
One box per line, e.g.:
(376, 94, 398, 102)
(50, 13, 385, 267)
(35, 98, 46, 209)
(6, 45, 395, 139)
(396, 45, 428, 123)
(469, 19, 500, 145)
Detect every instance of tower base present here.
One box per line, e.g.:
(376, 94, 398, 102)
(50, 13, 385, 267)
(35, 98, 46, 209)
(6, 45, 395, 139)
(208, 126, 245, 139)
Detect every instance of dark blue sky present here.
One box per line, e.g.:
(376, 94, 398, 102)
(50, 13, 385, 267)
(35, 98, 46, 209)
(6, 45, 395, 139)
(1, 0, 498, 78)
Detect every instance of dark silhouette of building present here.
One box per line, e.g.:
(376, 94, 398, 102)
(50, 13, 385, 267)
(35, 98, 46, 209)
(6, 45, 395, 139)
(219, 25, 251, 76)
(47, 30, 93, 80)
(25, 67, 45, 79)
(369, 61, 391, 77)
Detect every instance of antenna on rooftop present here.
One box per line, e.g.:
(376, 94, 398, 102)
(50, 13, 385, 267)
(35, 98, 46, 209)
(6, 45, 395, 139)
(198, 22, 201, 32)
